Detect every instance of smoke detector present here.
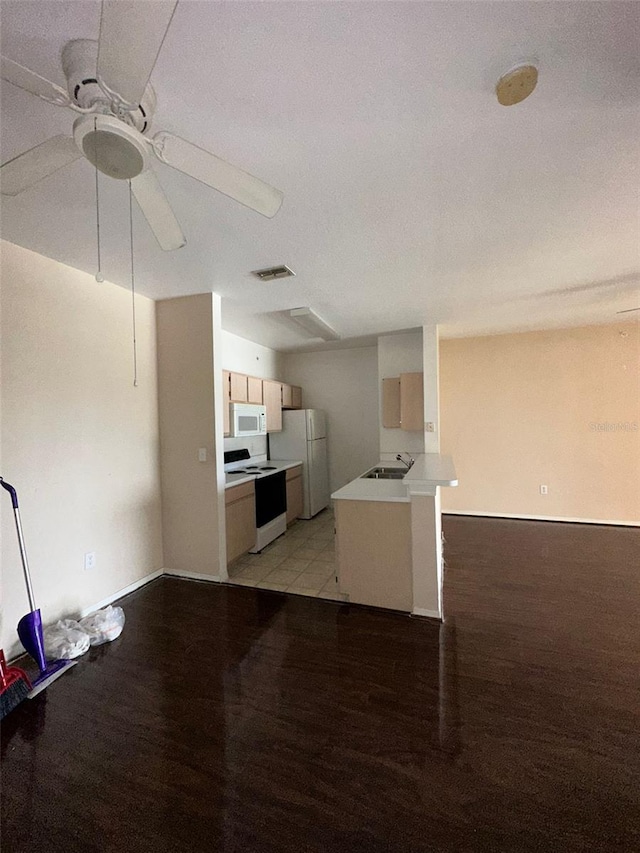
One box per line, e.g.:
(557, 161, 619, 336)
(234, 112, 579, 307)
(496, 64, 538, 106)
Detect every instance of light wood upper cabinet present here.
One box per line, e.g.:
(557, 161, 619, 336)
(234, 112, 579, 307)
(382, 372, 424, 431)
(222, 370, 231, 437)
(247, 376, 263, 404)
(291, 385, 302, 409)
(382, 378, 401, 428)
(400, 372, 424, 431)
(263, 380, 283, 432)
(281, 383, 293, 408)
(230, 372, 248, 403)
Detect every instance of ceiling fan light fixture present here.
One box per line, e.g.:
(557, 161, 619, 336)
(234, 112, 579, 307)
(289, 307, 340, 341)
(73, 114, 149, 180)
(496, 63, 538, 106)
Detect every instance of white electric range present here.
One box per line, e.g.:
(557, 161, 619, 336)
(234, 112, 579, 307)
(224, 449, 302, 552)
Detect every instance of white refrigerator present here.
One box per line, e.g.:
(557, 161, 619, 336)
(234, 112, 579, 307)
(270, 409, 330, 519)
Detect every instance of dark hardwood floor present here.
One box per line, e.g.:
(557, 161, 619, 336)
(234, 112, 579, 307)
(2, 516, 639, 852)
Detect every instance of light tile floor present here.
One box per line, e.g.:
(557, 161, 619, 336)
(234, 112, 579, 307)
(227, 508, 346, 601)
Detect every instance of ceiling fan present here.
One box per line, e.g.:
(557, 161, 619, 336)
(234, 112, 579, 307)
(0, 0, 283, 251)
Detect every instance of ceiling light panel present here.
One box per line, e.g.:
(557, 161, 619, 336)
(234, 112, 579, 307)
(289, 307, 340, 341)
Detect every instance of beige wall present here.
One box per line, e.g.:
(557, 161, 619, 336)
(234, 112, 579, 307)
(1, 242, 163, 655)
(282, 346, 379, 492)
(156, 294, 221, 577)
(440, 322, 640, 524)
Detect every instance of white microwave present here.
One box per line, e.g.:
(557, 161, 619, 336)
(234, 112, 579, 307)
(229, 403, 267, 437)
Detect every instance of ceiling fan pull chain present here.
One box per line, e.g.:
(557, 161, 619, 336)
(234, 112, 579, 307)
(128, 179, 139, 388)
(93, 117, 104, 283)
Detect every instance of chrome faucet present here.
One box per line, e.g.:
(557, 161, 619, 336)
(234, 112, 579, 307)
(396, 453, 414, 470)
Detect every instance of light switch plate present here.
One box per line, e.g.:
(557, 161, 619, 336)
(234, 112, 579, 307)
(198, 448, 207, 462)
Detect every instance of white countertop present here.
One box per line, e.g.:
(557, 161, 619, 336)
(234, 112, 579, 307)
(225, 459, 302, 489)
(403, 454, 458, 489)
(331, 455, 457, 503)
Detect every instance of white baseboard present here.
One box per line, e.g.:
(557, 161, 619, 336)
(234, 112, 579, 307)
(79, 569, 164, 618)
(412, 607, 442, 620)
(443, 510, 640, 527)
(163, 569, 222, 583)
(6, 569, 164, 663)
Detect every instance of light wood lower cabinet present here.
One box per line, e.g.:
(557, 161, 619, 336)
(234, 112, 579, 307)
(263, 380, 283, 432)
(285, 465, 303, 524)
(335, 499, 412, 611)
(225, 481, 256, 564)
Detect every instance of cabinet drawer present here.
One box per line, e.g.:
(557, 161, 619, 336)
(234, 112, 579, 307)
(285, 465, 302, 481)
(225, 480, 255, 504)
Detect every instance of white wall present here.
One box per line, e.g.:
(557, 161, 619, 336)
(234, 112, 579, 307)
(378, 331, 425, 457)
(1, 242, 163, 656)
(221, 329, 284, 457)
(221, 329, 283, 380)
(282, 346, 379, 492)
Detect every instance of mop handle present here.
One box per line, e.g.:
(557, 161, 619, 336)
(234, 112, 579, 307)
(0, 478, 37, 613)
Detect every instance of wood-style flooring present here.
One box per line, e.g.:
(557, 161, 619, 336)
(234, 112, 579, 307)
(2, 516, 639, 852)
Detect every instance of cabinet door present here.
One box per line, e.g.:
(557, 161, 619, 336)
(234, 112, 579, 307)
(281, 383, 293, 408)
(263, 380, 283, 432)
(222, 370, 231, 436)
(225, 483, 256, 564)
(247, 376, 263, 404)
(382, 377, 401, 428)
(291, 386, 302, 409)
(400, 372, 424, 431)
(230, 372, 248, 402)
(286, 471, 303, 524)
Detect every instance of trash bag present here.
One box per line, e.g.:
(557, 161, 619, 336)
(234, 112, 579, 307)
(79, 605, 125, 646)
(44, 619, 91, 660)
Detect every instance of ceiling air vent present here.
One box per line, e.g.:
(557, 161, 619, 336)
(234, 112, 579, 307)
(251, 265, 296, 281)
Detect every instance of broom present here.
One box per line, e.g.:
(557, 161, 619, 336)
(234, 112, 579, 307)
(0, 649, 31, 719)
(0, 477, 76, 697)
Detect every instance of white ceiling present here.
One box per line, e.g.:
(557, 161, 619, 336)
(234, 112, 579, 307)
(1, 1, 639, 350)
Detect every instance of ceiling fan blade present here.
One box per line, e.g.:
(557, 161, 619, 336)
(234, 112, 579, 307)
(97, 0, 177, 108)
(1, 55, 71, 106)
(131, 169, 186, 251)
(153, 132, 284, 218)
(1, 136, 81, 196)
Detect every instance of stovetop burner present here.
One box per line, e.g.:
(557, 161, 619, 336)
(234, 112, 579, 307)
(260, 466, 277, 470)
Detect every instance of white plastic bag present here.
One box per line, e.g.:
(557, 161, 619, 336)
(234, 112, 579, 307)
(44, 619, 91, 660)
(79, 605, 125, 646)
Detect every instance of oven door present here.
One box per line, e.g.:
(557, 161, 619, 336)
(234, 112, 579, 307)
(254, 471, 286, 528)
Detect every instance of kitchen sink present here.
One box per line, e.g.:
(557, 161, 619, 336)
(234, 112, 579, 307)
(362, 467, 406, 480)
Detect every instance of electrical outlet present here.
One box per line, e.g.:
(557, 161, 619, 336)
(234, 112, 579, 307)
(84, 552, 96, 571)
(198, 448, 207, 462)
(540, 485, 548, 495)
